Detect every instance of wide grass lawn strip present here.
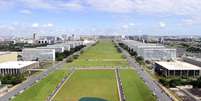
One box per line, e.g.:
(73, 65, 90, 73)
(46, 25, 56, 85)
(120, 69, 156, 101)
(53, 70, 119, 101)
(65, 40, 128, 67)
(12, 70, 68, 101)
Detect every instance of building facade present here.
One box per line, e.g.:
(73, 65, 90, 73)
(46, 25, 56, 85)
(22, 48, 55, 61)
(121, 40, 176, 61)
(155, 61, 201, 77)
(37, 47, 64, 53)
(0, 61, 39, 75)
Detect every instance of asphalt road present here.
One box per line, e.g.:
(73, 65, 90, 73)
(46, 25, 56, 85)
(0, 46, 89, 101)
(118, 44, 172, 101)
(0, 61, 64, 101)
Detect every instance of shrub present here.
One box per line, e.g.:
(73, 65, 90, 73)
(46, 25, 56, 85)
(159, 78, 169, 87)
(130, 51, 137, 57)
(56, 52, 64, 61)
(191, 76, 201, 88)
(169, 78, 182, 87)
(159, 77, 193, 88)
(136, 56, 144, 62)
(145, 60, 151, 64)
(66, 57, 74, 63)
(80, 50, 84, 54)
(73, 54, 79, 59)
(0, 74, 25, 85)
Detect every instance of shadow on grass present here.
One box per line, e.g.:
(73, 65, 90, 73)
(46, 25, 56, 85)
(79, 97, 108, 101)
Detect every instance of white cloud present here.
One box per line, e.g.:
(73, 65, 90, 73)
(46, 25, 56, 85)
(122, 24, 129, 29)
(47, 23, 53, 27)
(83, 0, 201, 25)
(129, 23, 135, 26)
(0, 1, 14, 10)
(19, 0, 83, 11)
(32, 23, 55, 28)
(32, 23, 39, 28)
(159, 22, 166, 28)
(86, 0, 135, 13)
(1, 0, 201, 18)
(1, 0, 201, 33)
(61, 1, 83, 10)
(43, 23, 54, 27)
(19, 0, 55, 10)
(121, 22, 135, 29)
(0, 23, 66, 36)
(20, 9, 32, 14)
(85, 0, 201, 16)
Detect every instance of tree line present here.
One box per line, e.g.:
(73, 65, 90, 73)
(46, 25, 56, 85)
(56, 45, 86, 61)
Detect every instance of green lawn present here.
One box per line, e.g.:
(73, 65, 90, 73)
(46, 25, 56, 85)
(120, 69, 156, 101)
(65, 40, 128, 67)
(12, 70, 68, 101)
(12, 40, 156, 101)
(53, 70, 119, 101)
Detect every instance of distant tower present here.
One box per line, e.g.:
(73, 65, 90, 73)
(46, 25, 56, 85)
(33, 33, 37, 44)
(33, 33, 36, 40)
(159, 37, 164, 44)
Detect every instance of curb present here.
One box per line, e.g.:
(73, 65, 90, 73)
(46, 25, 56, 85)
(115, 68, 126, 101)
(47, 69, 75, 101)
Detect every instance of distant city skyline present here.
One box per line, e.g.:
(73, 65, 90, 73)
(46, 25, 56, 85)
(0, 0, 201, 36)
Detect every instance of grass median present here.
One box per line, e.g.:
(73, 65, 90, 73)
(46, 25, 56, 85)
(53, 70, 119, 101)
(120, 69, 156, 101)
(65, 40, 128, 67)
(12, 70, 68, 101)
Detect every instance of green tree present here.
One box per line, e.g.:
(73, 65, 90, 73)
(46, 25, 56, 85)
(56, 52, 64, 61)
(192, 76, 201, 88)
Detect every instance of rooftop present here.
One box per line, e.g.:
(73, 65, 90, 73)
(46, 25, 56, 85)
(0, 61, 38, 69)
(122, 40, 174, 49)
(37, 47, 63, 49)
(156, 61, 201, 70)
(0, 52, 12, 56)
(185, 56, 201, 62)
(23, 48, 55, 51)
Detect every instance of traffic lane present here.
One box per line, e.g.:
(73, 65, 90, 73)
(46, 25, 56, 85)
(134, 64, 171, 100)
(0, 70, 47, 101)
(0, 45, 89, 101)
(118, 46, 172, 101)
(0, 61, 64, 101)
(132, 63, 170, 100)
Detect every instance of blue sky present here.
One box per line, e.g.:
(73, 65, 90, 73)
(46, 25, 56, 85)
(0, 0, 201, 36)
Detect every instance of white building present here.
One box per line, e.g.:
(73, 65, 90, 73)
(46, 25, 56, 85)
(65, 41, 83, 48)
(155, 61, 201, 77)
(0, 61, 39, 75)
(37, 46, 64, 53)
(83, 40, 96, 45)
(22, 48, 55, 61)
(37, 36, 57, 44)
(139, 48, 176, 61)
(121, 40, 176, 61)
(49, 44, 71, 51)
